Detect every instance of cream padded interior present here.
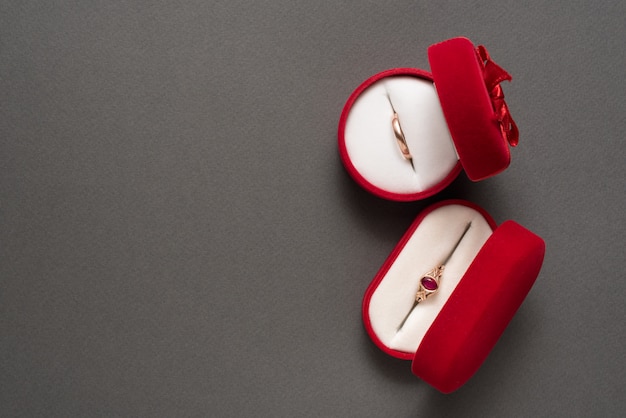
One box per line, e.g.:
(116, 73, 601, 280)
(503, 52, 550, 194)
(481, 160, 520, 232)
(367, 204, 492, 354)
(343, 76, 459, 195)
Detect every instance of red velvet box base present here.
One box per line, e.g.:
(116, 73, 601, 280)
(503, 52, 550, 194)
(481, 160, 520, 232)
(338, 37, 518, 201)
(362, 200, 545, 393)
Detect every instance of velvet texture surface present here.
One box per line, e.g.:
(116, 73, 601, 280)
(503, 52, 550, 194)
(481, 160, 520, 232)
(428, 37, 516, 181)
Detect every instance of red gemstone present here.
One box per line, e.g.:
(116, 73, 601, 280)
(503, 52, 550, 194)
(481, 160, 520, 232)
(421, 276, 438, 291)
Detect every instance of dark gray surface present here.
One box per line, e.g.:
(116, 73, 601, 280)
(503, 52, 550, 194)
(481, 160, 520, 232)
(1, 1, 624, 416)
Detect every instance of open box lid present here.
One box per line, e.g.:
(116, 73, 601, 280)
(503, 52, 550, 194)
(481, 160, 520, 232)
(428, 37, 519, 181)
(411, 220, 545, 393)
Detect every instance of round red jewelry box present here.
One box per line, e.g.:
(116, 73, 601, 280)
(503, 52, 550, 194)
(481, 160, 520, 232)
(338, 37, 519, 201)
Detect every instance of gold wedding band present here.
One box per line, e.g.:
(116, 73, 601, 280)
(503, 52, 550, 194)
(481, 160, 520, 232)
(386, 92, 414, 168)
(392, 113, 412, 160)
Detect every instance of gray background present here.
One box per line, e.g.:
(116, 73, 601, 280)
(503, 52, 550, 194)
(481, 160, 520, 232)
(1, 1, 624, 416)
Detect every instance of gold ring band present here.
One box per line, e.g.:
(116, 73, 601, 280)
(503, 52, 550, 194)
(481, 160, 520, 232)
(392, 113, 412, 160)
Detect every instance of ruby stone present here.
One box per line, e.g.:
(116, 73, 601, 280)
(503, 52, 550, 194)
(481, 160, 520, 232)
(421, 276, 438, 291)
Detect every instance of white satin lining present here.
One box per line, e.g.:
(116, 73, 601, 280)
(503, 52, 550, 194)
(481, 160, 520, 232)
(344, 76, 458, 195)
(368, 204, 492, 353)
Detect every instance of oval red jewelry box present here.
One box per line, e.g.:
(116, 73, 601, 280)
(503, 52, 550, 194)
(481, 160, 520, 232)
(362, 200, 545, 393)
(338, 37, 519, 201)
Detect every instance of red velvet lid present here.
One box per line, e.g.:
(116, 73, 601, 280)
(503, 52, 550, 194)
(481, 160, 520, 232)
(411, 220, 545, 393)
(428, 37, 518, 181)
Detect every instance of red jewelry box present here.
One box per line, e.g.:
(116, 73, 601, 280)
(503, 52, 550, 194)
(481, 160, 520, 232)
(338, 37, 519, 201)
(362, 200, 545, 393)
